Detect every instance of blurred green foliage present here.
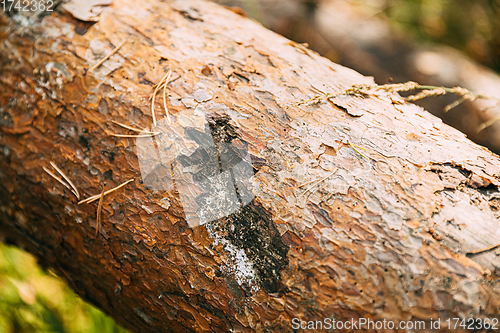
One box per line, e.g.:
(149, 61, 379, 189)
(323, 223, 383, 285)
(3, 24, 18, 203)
(218, 0, 500, 72)
(0, 243, 130, 333)
(380, 0, 500, 71)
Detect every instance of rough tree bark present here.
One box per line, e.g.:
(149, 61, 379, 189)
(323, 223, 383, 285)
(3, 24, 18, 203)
(1, 0, 500, 332)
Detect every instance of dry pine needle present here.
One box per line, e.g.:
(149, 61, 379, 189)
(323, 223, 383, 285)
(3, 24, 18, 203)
(95, 185, 105, 238)
(79, 179, 134, 205)
(89, 38, 126, 72)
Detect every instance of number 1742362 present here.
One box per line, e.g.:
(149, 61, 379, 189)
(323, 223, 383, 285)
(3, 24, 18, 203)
(446, 318, 499, 330)
(2, 0, 54, 12)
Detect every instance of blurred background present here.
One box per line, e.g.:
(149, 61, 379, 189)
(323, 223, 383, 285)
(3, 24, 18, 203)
(0, 243, 130, 332)
(2, 0, 500, 332)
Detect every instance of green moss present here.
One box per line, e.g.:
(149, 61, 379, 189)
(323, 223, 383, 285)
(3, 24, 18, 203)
(0, 243, 130, 333)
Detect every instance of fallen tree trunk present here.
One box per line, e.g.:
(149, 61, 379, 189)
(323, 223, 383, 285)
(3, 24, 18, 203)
(1, 0, 500, 332)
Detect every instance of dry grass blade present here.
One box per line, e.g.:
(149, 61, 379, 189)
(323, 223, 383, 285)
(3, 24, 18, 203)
(151, 70, 172, 127)
(404, 87, 447, 102)
(310, 84, 326, 95)
(49, 162, 80, 200)
(95, 185, 105, 238)
(348, 141, 371, 160)
(43, 167, 76, 196)
(110, 120, 158, 134)
(110, 133, 160, 138)
(477, 116, 500, 132)
(291, 81, 500, 115)
(443, 96, 470, 112)
(303, 169, 338, 194)
(296, 169, 335, 188)
(163, 70, 172, 124)
(153, 75, 181, 92)
(297, 177, 322, 189)
(288, 94, 328, 108)
(78, 179, 134, 205)
(89, 38, 126, 72)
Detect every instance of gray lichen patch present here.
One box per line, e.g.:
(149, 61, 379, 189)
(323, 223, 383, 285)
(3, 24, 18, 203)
(193, 116, 289, 294)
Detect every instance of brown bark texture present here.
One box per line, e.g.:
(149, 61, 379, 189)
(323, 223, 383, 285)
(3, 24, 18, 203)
(1, 0, 500, 332)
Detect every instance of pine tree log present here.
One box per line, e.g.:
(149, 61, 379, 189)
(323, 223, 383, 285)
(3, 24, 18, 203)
(1, 0, 500, 332)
